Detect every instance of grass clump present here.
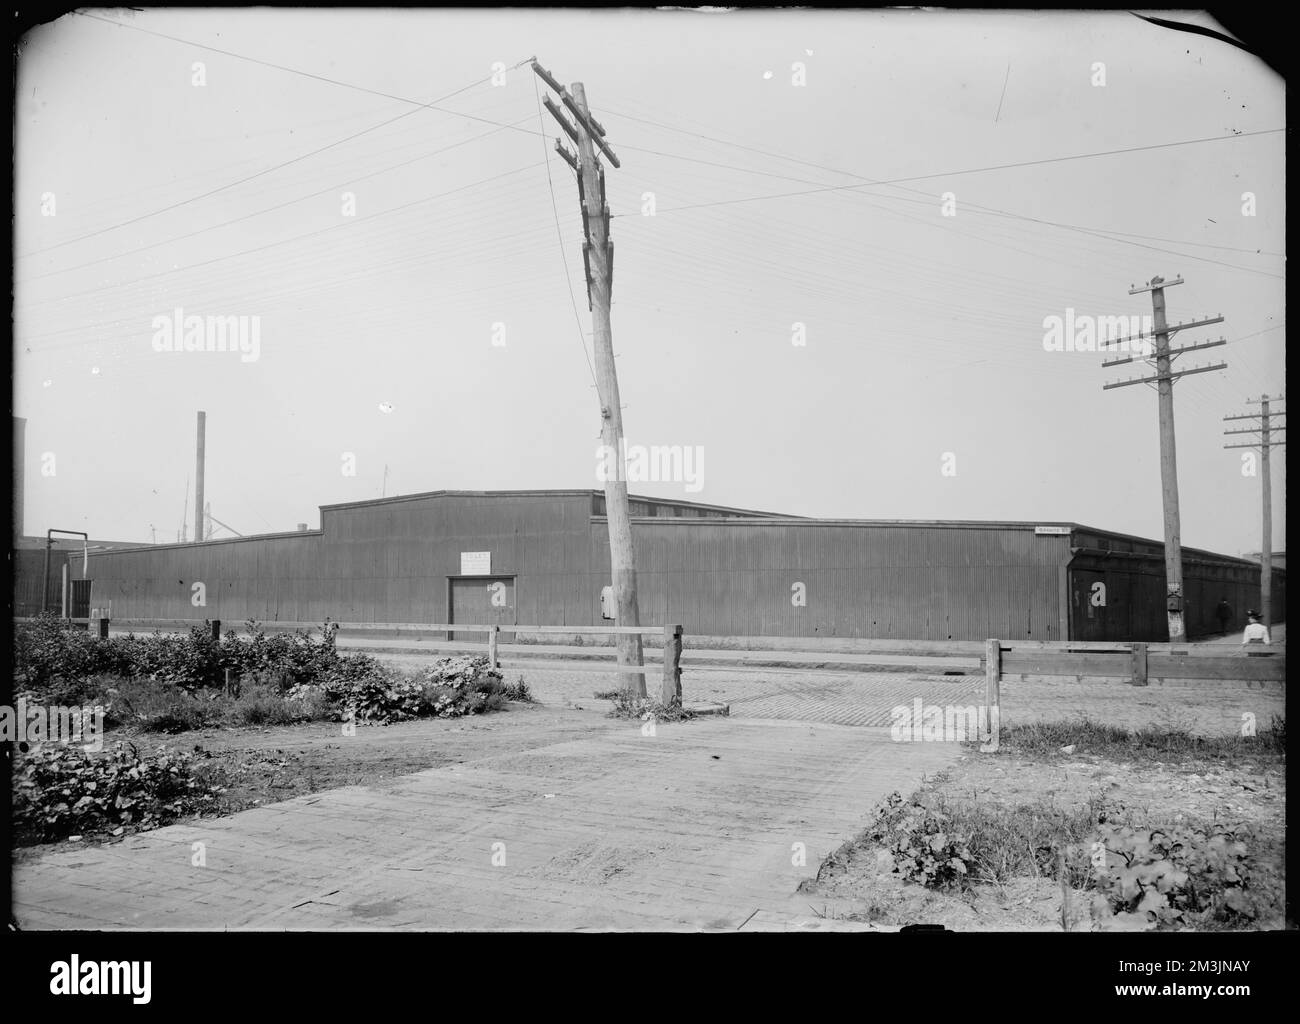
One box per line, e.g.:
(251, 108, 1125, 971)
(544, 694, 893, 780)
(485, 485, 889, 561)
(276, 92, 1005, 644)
(599, 689, 697, 723)
(1001, 716, 1285, 764)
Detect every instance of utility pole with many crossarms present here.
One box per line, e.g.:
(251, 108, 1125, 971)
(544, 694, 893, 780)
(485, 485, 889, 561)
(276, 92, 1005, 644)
(1101, 275, 1227, 641)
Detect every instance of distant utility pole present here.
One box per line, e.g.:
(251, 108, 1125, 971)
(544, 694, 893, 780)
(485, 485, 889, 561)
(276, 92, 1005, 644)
(1224, 395, 1286, 627)
(533, 60, 645, 696)
(1101, 275, 1227, 641)
(195, 411, 206, 543)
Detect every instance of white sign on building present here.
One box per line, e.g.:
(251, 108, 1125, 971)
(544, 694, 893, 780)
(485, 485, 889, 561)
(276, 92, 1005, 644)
(460, 551, 492, 575)
(1034, 526, 1071, 536)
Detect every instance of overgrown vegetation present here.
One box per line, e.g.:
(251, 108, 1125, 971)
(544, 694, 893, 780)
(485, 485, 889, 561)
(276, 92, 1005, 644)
(15, 615, 349, 693)
(319, 655, 513, 724)
(848, 788, 1103, 892)
(12, 741, 230, 846)
(12, 617, 526, 733)
(598, 689, 699, 722)
(1089, 822, 1266, 930)
(807, 718, 1285, 931)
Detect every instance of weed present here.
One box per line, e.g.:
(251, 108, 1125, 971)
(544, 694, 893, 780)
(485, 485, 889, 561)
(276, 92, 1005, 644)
(503, 676, 535, 702)
(601, 690, 697, 723)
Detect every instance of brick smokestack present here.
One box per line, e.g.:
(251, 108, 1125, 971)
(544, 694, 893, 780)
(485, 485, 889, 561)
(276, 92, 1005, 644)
(195, 411, 206, 542)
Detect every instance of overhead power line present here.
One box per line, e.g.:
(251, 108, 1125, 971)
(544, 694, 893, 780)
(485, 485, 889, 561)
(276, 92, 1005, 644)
(64, 11, 1284, 282)
(20, 11, 535, 258)
(531, 71, 597, 387)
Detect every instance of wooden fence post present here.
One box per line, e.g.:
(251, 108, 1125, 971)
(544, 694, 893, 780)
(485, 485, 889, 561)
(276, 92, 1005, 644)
(210, 620, 221, 641)
(980, 638, 1001, 753)
(97, 618, 109, 639)
(661, 624, 683, 705)
(1131, 642, 1148, 686)
(488, 625, 499, 669)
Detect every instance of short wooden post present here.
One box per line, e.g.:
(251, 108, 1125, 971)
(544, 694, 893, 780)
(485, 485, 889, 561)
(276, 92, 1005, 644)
(209, 619, 221, 641)
(1130, 642, 1148, 686)
(488, 625, 499, 669)
(97, 618, 109, 639)
(980, 638, 1001, 753)
(61, 564, 69, 619)
(660, 624, 683, 705)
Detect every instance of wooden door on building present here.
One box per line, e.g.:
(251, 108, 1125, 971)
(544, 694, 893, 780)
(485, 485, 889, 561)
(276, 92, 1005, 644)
(1070, 569, 1109, 641)
(448, 576, 516, 641)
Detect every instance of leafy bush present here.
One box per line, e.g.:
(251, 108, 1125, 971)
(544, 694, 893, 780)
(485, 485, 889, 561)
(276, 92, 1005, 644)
(12, 741, 226, 845)
(14, 616, 133, 688)
(867, 792, 975, 890)
(864, 789, 1101, 892)
(14, 621, 514, 732)
(1089, 823, 1261, 930)
(324, 655, 508, 724)
(15, 617, 355, 694)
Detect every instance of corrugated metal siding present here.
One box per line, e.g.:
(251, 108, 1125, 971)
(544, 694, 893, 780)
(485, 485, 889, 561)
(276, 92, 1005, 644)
(85, 493, 593, 624)
(12, 548, 72, 616)
(72, 494, 1282, 642)
(586, 519, 1068, 640)
(1068, 546, 1285, 641)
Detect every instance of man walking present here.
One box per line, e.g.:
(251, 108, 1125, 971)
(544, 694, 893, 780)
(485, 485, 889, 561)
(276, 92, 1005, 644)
(1215, 596, 1233, 636)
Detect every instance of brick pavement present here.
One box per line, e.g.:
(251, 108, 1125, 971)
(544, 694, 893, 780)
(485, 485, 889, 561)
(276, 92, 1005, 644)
(490, 662, 1283, 736)
(13, 716, 957, 930)
(15, 636, 1279, 929)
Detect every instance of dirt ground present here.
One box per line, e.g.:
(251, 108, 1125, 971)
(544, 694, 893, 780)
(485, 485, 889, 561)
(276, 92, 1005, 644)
(799, 743, 1286, 931)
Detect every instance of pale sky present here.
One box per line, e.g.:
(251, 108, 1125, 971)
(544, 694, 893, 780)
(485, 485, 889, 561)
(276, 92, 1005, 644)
(14, 8, 1285, 556)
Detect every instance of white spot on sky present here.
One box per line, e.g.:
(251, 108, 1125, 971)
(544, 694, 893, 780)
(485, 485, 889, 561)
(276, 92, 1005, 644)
(378, 402, 394, 414)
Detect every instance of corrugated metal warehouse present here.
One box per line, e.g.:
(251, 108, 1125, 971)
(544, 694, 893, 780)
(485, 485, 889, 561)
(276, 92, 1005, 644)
(54, 489, 1284, 642)
(12, 536, 143, 618)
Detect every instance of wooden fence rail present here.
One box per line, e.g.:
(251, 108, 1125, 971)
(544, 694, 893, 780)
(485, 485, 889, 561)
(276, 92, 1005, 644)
(16, 619, 1282, 728)
(48, 617, 686, 705)
(979, 638, 1285, 753)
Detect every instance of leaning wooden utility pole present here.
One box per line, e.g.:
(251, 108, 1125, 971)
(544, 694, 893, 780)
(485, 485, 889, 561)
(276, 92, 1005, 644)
(1101, 275, 1227, 641)
(1224, 395, 1286, 628)
(533, 60, 645, 695)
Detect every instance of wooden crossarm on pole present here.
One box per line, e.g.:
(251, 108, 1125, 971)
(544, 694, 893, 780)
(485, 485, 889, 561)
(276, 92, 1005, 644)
(1103, 362, 1228, 389)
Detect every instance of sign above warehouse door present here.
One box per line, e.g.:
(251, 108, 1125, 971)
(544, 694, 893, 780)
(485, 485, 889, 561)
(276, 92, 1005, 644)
(1034, 526, 1071, 536)
(460, 551, 492, 575)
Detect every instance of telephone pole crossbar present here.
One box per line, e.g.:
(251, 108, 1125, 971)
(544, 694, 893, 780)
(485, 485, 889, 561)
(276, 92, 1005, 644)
(1102, 275, 1228, 641)
(1099, 315, 1225, 353)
